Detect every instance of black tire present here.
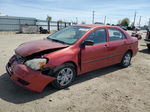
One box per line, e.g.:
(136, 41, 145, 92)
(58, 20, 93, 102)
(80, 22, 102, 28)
(51, 63, 76, 89)
(147, 44, 150, 50)
(120, 51, 132, 68)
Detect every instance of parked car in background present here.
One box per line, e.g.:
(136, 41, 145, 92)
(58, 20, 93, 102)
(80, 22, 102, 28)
(119, 26, 127, 31)
(94, 22, 104, 25)
(131, 32, 142, 40)
(6, 25, 138, 92)
(135, 27, 141, 31)
(145, 29, 150, 49)
(127, 26, 135, 30)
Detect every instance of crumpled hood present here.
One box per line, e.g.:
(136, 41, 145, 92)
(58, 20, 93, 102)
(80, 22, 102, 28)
(15, 39, 69, 57)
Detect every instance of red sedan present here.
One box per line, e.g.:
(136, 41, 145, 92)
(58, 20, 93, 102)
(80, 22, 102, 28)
(6, 25, 138, 92)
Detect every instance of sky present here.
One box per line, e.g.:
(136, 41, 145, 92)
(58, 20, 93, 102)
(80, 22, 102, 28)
(0, 0, 150, 26)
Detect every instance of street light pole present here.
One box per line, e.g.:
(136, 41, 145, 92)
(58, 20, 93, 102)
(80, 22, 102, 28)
(76, 17, 78, 24)
(92, 11, 95, 24)
(104, 16, 106, 25)
(133, 11, 137, 27)
(148, 18, 150, 30)
(138, 16, 141, 27)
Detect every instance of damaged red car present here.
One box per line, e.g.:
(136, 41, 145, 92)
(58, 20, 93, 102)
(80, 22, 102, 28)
(6, 25, 138, 92)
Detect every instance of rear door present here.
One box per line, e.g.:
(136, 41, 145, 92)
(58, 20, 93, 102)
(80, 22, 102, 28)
(107, 28, 128, 64)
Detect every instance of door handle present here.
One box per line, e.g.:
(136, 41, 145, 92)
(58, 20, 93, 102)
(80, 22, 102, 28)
(104, 44, 109, 48)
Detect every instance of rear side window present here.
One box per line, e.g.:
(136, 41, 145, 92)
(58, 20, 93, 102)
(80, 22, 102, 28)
(108, 28, 125, 41)
(85, 29, 107, 44)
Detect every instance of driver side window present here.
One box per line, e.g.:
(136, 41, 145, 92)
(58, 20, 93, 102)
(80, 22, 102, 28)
(85, 29, 106, 44)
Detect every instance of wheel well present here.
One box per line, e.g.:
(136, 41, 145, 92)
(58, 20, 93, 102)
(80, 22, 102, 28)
(127, 49, 133, 57)
(63, 61, 77, 73)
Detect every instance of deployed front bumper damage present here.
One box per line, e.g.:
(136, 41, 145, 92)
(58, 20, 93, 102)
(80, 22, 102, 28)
(6, 56, 55, 92)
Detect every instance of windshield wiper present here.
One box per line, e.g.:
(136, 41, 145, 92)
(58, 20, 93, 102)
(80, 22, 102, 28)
(48, 38, 69, 45)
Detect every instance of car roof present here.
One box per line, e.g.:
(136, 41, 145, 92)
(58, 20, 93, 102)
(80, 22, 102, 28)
(74, 24, 119, 29)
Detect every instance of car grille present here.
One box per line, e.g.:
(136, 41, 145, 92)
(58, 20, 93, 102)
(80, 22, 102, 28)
(15, 54, 26, 64)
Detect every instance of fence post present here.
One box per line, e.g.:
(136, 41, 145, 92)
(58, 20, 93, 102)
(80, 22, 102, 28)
(19, 18, 21, 32)
(48, 20, 50, 31)
(34, 19, 37, 25)
(57, 21, 60, 31)
(69, 22, 71, 26)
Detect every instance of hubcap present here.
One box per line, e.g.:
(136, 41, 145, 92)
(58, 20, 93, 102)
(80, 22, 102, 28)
(123, 53, 131, 66)
(57, 68, 73, 86)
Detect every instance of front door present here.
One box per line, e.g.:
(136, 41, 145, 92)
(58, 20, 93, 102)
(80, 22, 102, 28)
(81, 28, 109, 73)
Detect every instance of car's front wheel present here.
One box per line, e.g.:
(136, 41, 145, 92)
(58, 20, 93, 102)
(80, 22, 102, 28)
(120, 52, 132, 68)
(51, 63, 76, 89)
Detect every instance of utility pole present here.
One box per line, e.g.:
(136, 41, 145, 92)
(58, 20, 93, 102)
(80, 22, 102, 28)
(92, 11, 95, 24)
(76, 17, 78, 24)
(148, 18, 150, 30)
(138, 16, 141, 27)
(133, 11, 137, 27)
(104, 16, 106, 25)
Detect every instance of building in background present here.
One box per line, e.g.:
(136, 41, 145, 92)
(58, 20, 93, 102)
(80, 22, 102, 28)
(0, 16, 72, 32)
(0, 16, 36, 31)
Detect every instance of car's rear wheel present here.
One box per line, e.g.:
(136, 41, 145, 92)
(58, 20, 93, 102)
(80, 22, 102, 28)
(51, 63, 76, 89)
(120, 51, 132, 68)
(147, 44, 150, 50)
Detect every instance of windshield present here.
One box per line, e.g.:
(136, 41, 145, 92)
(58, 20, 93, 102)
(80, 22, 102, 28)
(47, 26, 90, 45)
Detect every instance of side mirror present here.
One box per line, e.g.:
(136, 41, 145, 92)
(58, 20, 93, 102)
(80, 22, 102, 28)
(80, 40, 94, 47)
(84, 40, 94, 45)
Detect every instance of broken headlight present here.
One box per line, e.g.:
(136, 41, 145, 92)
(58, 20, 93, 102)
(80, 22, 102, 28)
(25, 58, 47, 70)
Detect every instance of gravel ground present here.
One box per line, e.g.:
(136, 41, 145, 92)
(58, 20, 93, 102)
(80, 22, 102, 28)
(0, 31, 149, 112)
